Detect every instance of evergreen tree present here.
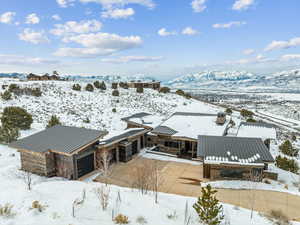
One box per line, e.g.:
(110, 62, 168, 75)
(72, 84, 81, 91)
(94, 81, 101, 89)
(1, 90, 12, 100)
(0, 125, 19, 144)
(112, 83, 118, 89)
(112, 90, 120, 96)
(240, 109, 254, 118)
(85, 83, 94, 92)
(47, 115, 61, 128)
(193, 185, 224, 225)
(159, 87, 170, 93)
(279, 140, 298, 157)
(99, 81, 107, 90)
(136, 87, 144, 93)
(225, 108, 233, 115)
(275, 155, 299, 173)
(1, 106, 33, 130)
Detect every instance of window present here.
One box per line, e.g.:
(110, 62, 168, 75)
(220, 168, 247, 179)
(164, 141, 179, 148)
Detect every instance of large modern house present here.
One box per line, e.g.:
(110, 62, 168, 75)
(9, 111, 277, 181)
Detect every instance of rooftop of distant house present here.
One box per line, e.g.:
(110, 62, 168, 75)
(237, 122, 277, 140)
(121, 112, 165, 129)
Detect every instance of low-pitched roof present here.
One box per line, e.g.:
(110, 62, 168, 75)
(197, 135, 274, 166)
(151, 112, 229, 139)
(237, 122, 277, 140)
(9, 125, 107, 154)
(121, 112, 164, 129)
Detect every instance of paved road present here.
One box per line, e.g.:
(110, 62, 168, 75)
(94, 157, 300, 221)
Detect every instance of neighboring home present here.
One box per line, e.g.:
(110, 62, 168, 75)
(147, 112, 230, 158)
(127, 81, 161, 90)
(121, 112, 164, 129)
(237, 122, 277, 148)
(9, 125, 107, 180)
(197, 135, 275, 181)
(97, 128, 148, 163)
(27, 73, 61, 81)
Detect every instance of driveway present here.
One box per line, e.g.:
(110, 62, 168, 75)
(94, 155, 300, 221)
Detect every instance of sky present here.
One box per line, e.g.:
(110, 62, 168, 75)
(0, 0, 300, 79)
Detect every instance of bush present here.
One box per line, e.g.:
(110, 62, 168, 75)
(246, 118, 257, 123)
(159, 87, 170, 93)
(225, 108, 233, 115)
(0, 203, 15, 218)
(275, 156, 299, 173)
(94, 81, 101, 89)
(85, 83, 94, 92)
(119, 82, 128, 89)
(136, 87, 144, 93)
(83, 117, 90, 123)
(1, 106, 33, 130)
(8, 84, 18, 92)
(30, 201, 47, 212)
(114, 214, 129, 224)
(240, 109, 254, 118)
(175, 89, 185, 96)
(193, 184, 224, 225)
(0, 125, 19, 144)
(112, 90, 120, 96)
(99, 81, 107, 90)
(112, 83, 118, 89)
(46, 115, 61, 128)
(136, 216, 147, 225)
(72, 84, 81, 91)
(279, 140, 298, 157)
(265, 210, 291, 225)
(112, 108, 117, 113)
(1, 90, 12, 100)
(31, 88, 42, 97)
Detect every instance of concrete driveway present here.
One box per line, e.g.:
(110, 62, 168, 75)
(94, 156, 300, 221)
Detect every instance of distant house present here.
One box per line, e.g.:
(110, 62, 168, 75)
(237, 122, 277, 149)
(147, 112, 230, 158)
(197, 135, 275, 180)
(9, 125, 107, 179)
(127, 81, 161, 90)
(27, 73, 62, 81)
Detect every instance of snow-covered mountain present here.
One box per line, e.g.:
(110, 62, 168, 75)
(165, 69, 300, 91)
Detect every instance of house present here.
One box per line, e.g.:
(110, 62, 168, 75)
(197, 135, 275, 180)
(237, 122, 277, 148)
(9, 125, 107, 179)
(97, 128, 149, 163)
(127, 81, 161, 90)
(121, 112, 164, 129)
(27, 73, 62, 81)
(147, 112, 230, 158)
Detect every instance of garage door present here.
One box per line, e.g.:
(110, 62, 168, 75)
(77, 153, 95, 178)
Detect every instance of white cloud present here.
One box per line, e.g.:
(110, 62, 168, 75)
(52, 14, 61, 21)
(0, 12, 16, 24)
(264, 37, 300, 51)
(50, 20, 102, 36)
(101, 8, 135, 19)
(19, 29, 50, 44)
(56, 0, 75, 7)
(101, 55, 163, 63)
(232, 0, 254, 11)
(79, 0, 155, 9)
(0, 54, 59, 65)
(213, 21, 246, 29)
(182, 27, 199, 35)
(26, 13, 40, 24)
(281, 54, 300, 61)
(158, 28, 176, 36)
(243, 49, 255, 55)
(226, 54, 272, 65)
(54, 32, 142, 57)
(191, 0, 206, 13)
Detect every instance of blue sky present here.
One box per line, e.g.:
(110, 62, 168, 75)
(0, 0, 300, 79)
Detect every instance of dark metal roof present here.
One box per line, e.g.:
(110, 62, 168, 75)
(100, 129, 146, 145)
(197, 135, 274, 163)
(151, 126, 178, 135)
(121, 112, 152, 122)
(9, 125, 107, 154)
(239, 122, 278, 129)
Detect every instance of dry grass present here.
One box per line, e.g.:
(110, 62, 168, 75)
(114, 214, 130, 224)
(264, 210, 291, 225)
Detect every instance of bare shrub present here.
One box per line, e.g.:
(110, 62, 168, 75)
(264, 210, 291, 225)
(166, 210, 177, 220)
(94, 185, 111, 211)
(114, 214, 130, 224)
(72, 189, 86, 218)
(23, 171, 32, 191)
(150, 160, 164, 203)
(0, 204, 15, 218)
(131, 161, 153, 195)
(97, 149, 113, 185)
(136, 216, 147, 225)
(30, 201, 47, 212)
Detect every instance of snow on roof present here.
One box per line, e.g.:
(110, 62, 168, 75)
(129, 115, 165, 128)
(152, 112, 229, 139)
(237, 122, 277, 140)
(99, 128, 146, 145)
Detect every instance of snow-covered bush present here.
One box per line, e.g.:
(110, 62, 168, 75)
(136, 216, 147, 225)
(72, 84, 81, 91)
(30, 201, 47, 212)
(112, 90, 120, 97)
(0, 204, 15, 218)
(85, 84, 94, 92)
(46, 115, 61, 128)
(1, 90, 12, 101)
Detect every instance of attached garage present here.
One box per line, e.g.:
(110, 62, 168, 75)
(76, 153, 95, 178)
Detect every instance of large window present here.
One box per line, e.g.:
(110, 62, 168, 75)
(164, 141, 179, 148)
(220, 168, 247, 179)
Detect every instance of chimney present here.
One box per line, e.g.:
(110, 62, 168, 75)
(216, 112, 226, 125)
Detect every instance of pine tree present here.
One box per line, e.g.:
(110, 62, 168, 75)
(47, 115, 61, 128)
(279, 140, 298, 157)
(72, 84, 81, 91)
(1, 106, 33, 130)
(85, 83, 94, 92)
(136, 87, 144, 93)
(0, 125, 19, 144)
(1, 90, 12, 100)
(193, 185, 224, 225)
(94, 81, 101, 89)
(99, 81, 107, 90)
